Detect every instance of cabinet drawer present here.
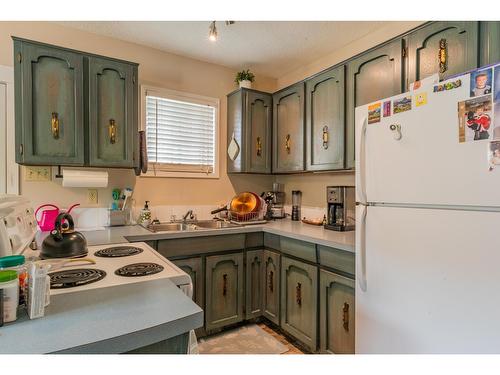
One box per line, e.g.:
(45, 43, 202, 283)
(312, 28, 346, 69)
(318, 245, 355, 277)
(157, 234, 246, 258)
(246, 232, 264, 248)
(263, 233, 280, 250)
(280, 237, 316, 263)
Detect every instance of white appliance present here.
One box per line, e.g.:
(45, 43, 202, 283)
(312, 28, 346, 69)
(355, 64, 500, 353)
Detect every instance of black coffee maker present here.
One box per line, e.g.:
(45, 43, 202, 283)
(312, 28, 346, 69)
(325, 186, 355, 231)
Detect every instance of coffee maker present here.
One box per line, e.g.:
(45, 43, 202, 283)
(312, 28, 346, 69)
(325, 186, 355, 231)
(262, 183, 286, 219)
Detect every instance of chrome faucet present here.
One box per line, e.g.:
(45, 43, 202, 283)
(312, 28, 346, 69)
(182, 209, 195, 222)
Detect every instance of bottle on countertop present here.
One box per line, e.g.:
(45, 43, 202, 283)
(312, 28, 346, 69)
(137, 201, 152, 227)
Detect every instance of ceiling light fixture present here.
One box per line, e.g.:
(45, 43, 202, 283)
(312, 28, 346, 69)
(208, 21, 217, 42)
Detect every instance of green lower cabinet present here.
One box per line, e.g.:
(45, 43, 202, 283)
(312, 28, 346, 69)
(172, 257, 204, 310)
(319, 269, 355, 354)
(263, 249, 280, 325)
(205, 252, 244, 331)
(280, 256, 318, 352)
(245, 250, 264, 319)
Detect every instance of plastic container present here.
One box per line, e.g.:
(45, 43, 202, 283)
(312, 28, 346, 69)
(0, 255, 27, 306)
(0, 270, 19, 325)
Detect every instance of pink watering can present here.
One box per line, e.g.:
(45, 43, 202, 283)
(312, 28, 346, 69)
(35, 203, 80, 231)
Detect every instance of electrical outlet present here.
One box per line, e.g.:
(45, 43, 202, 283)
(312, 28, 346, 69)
(25, 166, 51, 181)
(87, 189, 98, 204)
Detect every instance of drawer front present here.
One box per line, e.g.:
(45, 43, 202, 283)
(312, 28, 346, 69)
(263, 233, 280, 250)
(280, 237, 317, 263)
(157, 234, 246, 258)
(245, 232, 264, 248)
(318, 245, 355, 277)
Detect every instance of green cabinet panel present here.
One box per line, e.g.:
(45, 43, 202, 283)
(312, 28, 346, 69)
(205, 252, 244, 331)
(407, 21, 478, 83)
(280, 256, 318, 352)
(172, 257, 204, 310)
(245, 249, 264, 319)
(226, 89, 272, 174)
(480, 21, 500, 66)
(319, 270, 355, 354)
(345, 39, 404, 169)
(88, 57, 136, 167)
(14, 39, 85, 165)
(263, 249, 280, 325)
(272, 83, 305, 173)
(305, 65, 345, 171)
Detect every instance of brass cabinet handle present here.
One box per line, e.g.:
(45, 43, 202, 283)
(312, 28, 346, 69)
(109, 119, 117, 144)
(222, 273, 228, 297)
(322, 125, 329, 149)
(51, 112, 59, 139)
(342, 302, 350, 331)
(268, 270, 274, 293)
(256, 136, 262, 157)
(296, 282, 302, 306)
(285, 134, 291, 154)
(438, 38, 448, 74)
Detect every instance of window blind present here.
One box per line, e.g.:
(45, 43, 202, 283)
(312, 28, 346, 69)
(146, 94, 216, 174)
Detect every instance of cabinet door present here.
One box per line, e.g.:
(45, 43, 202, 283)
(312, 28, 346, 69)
(280, 256, 318, 352)
(345, 39, 404, 169)
(226, 90, 244, 173)
(246, 91, 272, 173)
(15, 41, 84, 165)
(408, 21, 478, 83)
(245, 249, 264, 319)
(319, 270, 355, 354)
(273, 83, 305, 173)
(88, 57, 136, 167)
(480, 21, 500, 66)
(206, 252, 244, 331)
(306, 66, 345, 171)
(172, 257, 203, 310)
(263, 249, 280, 325)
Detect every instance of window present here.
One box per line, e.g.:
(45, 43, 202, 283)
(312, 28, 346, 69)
(141, 85, 219, 178)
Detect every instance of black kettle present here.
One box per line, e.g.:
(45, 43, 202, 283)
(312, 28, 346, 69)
(41, 213, 88, 259)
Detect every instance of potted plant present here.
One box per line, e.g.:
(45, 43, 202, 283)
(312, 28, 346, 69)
(235, 69, 255, 89)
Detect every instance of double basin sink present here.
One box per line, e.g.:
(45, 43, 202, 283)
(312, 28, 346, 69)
(147, 220, 240, 233)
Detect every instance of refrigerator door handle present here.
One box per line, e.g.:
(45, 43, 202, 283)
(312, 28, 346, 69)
(357, 117, 368, 205)
(357, 204, 368, 292)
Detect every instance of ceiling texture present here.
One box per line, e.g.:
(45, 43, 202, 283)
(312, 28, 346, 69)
(58, 21, 388, 78)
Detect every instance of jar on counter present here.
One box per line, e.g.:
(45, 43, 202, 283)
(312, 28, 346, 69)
(0, 255, 28, 306)
(0, 270, 19, 325)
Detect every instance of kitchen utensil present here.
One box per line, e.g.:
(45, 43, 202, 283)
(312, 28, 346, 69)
(210, 192, 261, 218)
(121, 188, 133, 210)
(35, 203, 80, 231)
(111, 189, 121, 210)
(40, 213, 88, 259)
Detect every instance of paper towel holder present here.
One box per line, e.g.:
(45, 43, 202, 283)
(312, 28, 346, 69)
(55, 166, 64, 179)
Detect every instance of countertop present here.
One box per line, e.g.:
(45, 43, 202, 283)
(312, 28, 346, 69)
(0, 278, 203, 354)
(37, 219, 355, 253)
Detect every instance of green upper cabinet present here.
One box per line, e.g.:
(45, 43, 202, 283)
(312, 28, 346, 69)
(345, 39, 404, 169)
(480, 21, 500, 66)
(407, 21, 478, 83)
(14, 38, 85, 165)
(88, 57, 137, 168)
(272, 82, 305, 173)
(13, 37, 138, 168)
(305, 65, 345, 171)
(226, 88, 272, 174)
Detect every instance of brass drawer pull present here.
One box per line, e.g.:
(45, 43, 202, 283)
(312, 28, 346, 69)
(296, 282, 302, 306)
(256, 136, 262, 157)
(322, 125, 329, 149)
(285, 134, 291, 154)
(438, 38, 448, 74)
(109, 119, 117, 144)
(222, 273, 228, 297)
(268, 270, 274, 292)
(342, 302, 350, 331)
(51, 112, 59, 139)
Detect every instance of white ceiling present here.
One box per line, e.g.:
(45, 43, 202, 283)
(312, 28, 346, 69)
(58, 21, 388, 78)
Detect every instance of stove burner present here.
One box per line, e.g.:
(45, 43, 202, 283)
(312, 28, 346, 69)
(49, 268, 106, 289)
(94, 246, 144, 258)
(115, 263, 164, 277)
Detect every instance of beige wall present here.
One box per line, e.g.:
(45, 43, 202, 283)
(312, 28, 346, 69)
(0, 22, 276, 209)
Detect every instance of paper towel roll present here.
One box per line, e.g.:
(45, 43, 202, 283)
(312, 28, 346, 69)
(62, 169, 108, 188)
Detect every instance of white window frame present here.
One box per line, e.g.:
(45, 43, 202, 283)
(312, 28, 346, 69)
(140, 84, 220, 179)
(0, 65, 19, 194)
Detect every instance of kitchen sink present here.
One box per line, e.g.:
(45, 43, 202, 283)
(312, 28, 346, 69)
(147, 220, 239, 233)
(194, 220, 240, 229)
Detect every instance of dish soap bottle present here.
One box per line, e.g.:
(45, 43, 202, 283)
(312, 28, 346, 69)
(138, 201, 152, 227)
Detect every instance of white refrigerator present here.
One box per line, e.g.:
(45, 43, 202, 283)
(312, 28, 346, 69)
(355, 64, 500, 353)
